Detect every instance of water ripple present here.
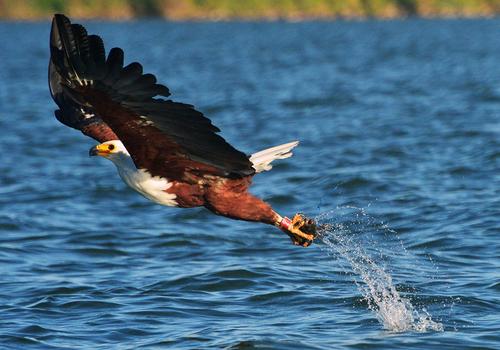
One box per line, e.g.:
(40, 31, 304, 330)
(0, 19, 498, 350)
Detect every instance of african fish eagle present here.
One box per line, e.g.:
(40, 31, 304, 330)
(49, 14, 317, 246)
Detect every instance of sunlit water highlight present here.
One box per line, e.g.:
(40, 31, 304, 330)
(317, 207, 443, 332)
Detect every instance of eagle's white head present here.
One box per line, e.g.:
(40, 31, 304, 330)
(89, 140, 133, 168)
(89, 140, 129, 157)
(88, 139, 178, 207)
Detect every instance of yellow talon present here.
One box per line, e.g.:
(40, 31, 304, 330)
(288, 213, 317, 243)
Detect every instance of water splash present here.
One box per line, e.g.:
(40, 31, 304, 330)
(316, 207, 443, 332)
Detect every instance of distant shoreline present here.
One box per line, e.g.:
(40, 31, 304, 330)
(1, 15, 499, 22)
(1, 0, 500, 21)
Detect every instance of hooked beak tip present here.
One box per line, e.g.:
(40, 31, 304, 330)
(89, 147, 99, 157)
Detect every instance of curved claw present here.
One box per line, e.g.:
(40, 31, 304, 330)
(281, 213, 317, 247)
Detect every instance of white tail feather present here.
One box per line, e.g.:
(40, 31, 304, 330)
(250, 141, 299, 173)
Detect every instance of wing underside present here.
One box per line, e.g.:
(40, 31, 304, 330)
(49, 14, 255, 180)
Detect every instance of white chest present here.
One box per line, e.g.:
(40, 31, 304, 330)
(117, 167, 178, 207)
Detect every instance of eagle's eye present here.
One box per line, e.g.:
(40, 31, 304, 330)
(108, 144, 115, 151)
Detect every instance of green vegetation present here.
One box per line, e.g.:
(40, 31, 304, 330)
(1, 0, 499, 20)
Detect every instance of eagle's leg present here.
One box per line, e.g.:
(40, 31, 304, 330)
(204, 180, 316, 246)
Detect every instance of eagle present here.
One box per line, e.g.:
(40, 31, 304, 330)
(49, 14, 317, 246)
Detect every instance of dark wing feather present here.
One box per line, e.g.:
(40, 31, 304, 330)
(49, 14, 254, 179)
(49, 15, 117, 142)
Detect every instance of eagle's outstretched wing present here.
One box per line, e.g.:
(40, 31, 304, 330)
(49, 14, 255, 180)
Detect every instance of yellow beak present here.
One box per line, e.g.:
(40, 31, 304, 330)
(89, 144, 111, 157)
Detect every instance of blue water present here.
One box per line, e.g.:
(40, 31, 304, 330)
(0, 19, 499, 349)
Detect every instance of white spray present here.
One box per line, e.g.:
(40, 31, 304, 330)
(317, 207, 443, 332)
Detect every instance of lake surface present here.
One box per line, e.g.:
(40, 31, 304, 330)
(0, 19, 499, 349)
